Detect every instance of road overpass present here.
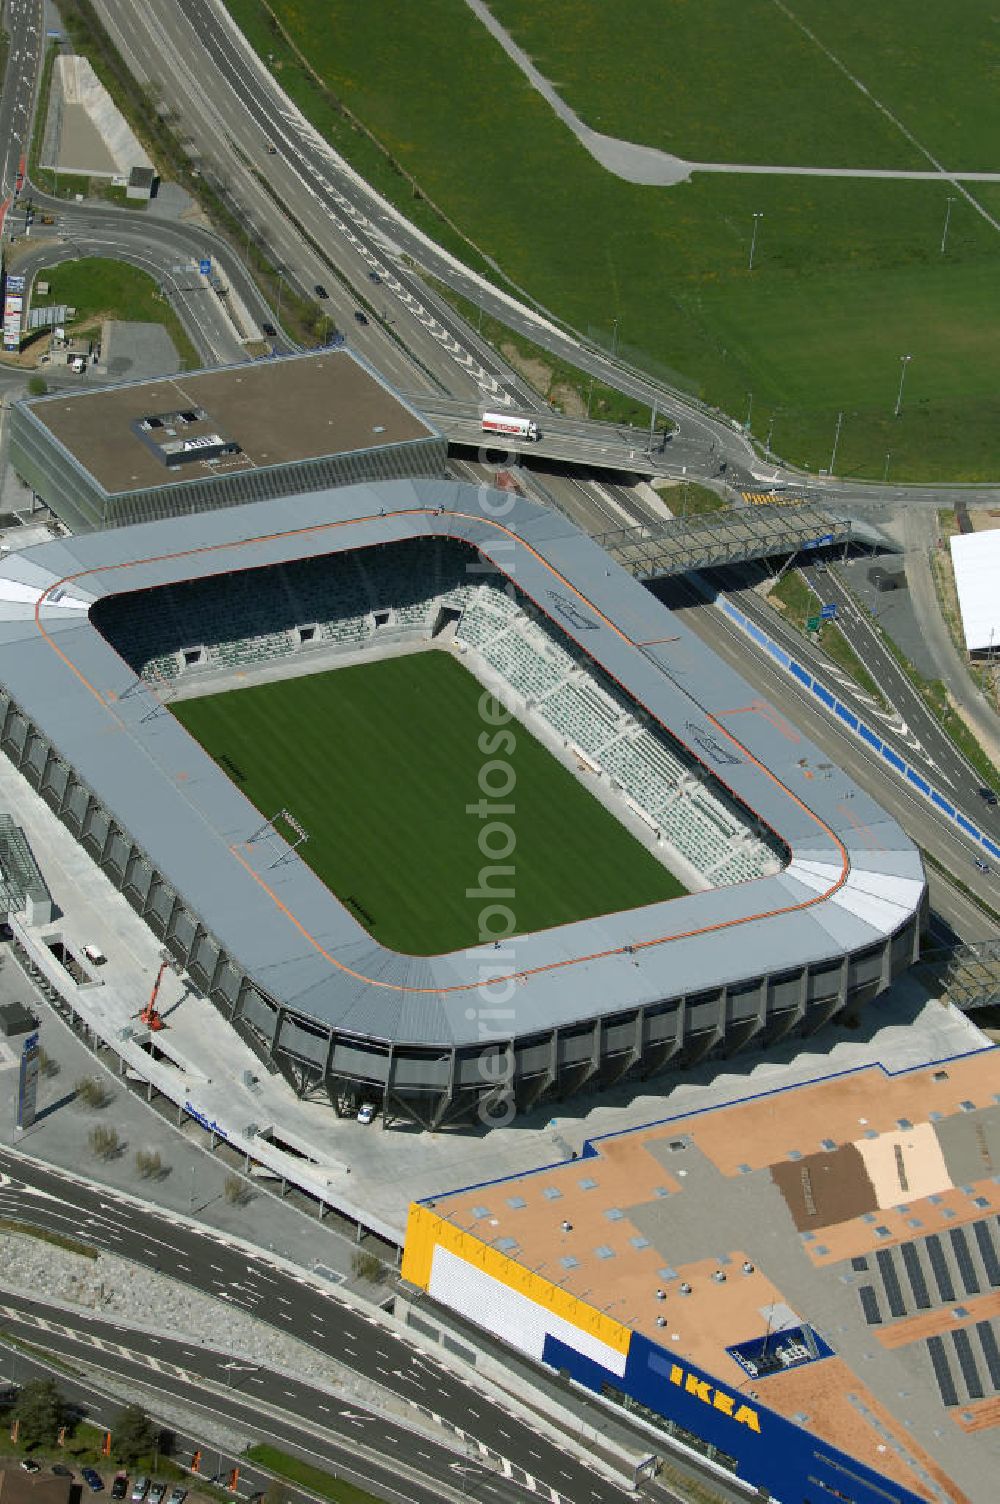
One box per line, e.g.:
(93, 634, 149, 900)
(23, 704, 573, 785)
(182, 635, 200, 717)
(594, 502, 865, 577)
(416, 394, 700, 477)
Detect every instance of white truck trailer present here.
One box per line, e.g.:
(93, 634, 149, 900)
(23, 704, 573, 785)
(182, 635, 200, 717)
(481, 412, 539, 441)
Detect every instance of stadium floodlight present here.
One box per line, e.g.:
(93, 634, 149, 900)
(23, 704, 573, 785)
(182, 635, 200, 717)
(247, 808, 310, 869)
(120, 666, 177, 722)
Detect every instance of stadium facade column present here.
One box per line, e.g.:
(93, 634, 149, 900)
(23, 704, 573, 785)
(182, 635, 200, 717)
(427, 1047, 457, 1131)
(639, 999, 684, 1081)
(802, 958, 849, 1036)
(762, 973, 800, 1047)
(723, 980, 765, 1057)
(601, 1009, 643, 1090)
(556, 1021, 601, 1098)
(685, 1011, 721, 1068)
(268, 1004, 285, 1056)
(184, 921, 208, 970)
(162, 892, 184, 951)
(519, 1031, 557, 1113)
(207, 949, 230, 1003)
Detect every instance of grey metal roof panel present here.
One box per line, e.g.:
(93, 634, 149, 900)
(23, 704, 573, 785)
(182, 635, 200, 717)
(0, 476, 924, 1049)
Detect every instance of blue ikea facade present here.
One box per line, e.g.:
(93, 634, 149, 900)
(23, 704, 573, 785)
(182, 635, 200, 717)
(543, 1330, 928, 1504)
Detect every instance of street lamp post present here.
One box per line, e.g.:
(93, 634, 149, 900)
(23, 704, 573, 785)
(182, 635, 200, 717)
(610, 316, 619, 357)
(748, 211, 763, 271)
(765, 415, 775, 458)
(829, 410, 844, 474)
(893, 354, 912, 418)
(883, 452, 892, 483)
(745, 391, 753, 431)
(940, 196, 956, 255)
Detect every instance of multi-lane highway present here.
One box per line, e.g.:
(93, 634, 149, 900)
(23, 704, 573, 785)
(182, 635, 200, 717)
(714, 560, 1000, 845)
(0, 0, 40, 209)
(88, 0, 537, 411)
(0, 1153, 676, 1504)
(0, 1294, 536, 1504)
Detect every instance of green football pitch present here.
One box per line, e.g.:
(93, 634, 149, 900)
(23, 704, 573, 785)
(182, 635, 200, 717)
(172, 651, 685, 954)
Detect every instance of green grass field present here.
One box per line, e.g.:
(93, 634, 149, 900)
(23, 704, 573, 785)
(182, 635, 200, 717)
(172, 652, 684, 954)
(222, 0, 1000, 480)
(33, 258, 199, 367)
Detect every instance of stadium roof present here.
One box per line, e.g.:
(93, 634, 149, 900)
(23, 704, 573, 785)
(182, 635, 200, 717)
(21, 349, 434, 495)
(0, 479, 924, 1048)
(949, 529, 1000, 653)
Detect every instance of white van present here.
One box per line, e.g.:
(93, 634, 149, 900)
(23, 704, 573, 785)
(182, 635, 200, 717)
(83, 943, 107, 966)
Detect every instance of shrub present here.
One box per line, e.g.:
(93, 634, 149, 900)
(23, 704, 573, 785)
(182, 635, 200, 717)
(75, 1076, 110, 1108)
(351, 1249, 385, 1284)
(88, 1125, 119, 1159)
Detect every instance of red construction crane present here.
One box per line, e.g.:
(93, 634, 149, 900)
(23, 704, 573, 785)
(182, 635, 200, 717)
(138, 958, 170, 1031)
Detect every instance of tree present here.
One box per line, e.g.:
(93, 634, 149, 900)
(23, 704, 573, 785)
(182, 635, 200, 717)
(111, 1404, 155, 1465)
(26, 375, 48, 397)
(14, 1378, 63, 1445)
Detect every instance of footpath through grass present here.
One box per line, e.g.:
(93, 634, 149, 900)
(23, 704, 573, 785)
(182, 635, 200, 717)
(222, 0, 1000, 481)
(245, 1445, 384, 1504)
(172, 652, 684, 954)
(32, 257, 199, 368)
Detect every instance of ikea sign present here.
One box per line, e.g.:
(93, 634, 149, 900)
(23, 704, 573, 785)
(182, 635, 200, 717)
(667, 1363, 760, 1432)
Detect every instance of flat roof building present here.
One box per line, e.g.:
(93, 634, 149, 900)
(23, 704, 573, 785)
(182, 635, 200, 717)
(949, 529, 1000, 655)
(403, 1049, 1000, 1504)
(9, 348, 446, 531)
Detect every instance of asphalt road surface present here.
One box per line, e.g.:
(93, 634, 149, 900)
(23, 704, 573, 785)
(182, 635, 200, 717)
(0, 1332, 457, 1504)
(715, 561, 1000, 850)
(0, 1302, 536, 1504)
(0, 0, 40, 205)
(0, 1154, 661, 1504)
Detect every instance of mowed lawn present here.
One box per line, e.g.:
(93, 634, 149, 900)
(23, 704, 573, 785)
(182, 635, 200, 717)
(224, 0, 1000, 479)
(33, 258, 199, 368)
(172, 653, 684, 954)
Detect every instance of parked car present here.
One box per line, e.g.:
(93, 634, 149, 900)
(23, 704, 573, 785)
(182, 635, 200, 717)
(51, 1466, 72, 1478)
(314, 283, 329, 299)
(82, 1468, 104, 1492)
(261, 322, 277, 338)
(131, 1477, 149, 1502)
(147, 1484, 166, 1504)
(357, 1101, 376, 1125)
(166, 1488, 187, 1504)
(112, 1473, 129, 1499)
(20, 1460, 41, 1474)
(353, 310, 368, 325)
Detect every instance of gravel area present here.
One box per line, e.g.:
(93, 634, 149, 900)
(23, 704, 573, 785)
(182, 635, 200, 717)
(0, 1230, 410, 1422)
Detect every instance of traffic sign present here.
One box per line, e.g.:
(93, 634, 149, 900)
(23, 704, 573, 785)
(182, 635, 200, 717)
(199, 258, 211, 275)
(820, 602, 837, 621)
(806, 615, 821, 632)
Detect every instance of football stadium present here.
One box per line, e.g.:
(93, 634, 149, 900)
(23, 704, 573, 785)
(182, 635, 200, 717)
(0, 471, 926, 1128)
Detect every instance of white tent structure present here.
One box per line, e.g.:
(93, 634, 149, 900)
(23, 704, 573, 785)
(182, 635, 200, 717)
(949, 529, 1000, 654)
